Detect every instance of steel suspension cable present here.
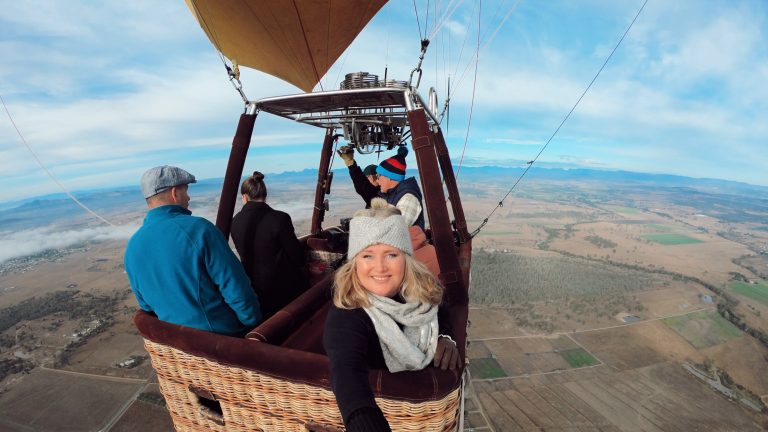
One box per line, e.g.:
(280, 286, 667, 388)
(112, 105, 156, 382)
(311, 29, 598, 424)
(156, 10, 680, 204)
(188, 0, 250, 102)
(452, 0, 522, 97)
(437, 0, 517, 125)
(436, 0, 477, 125)
(1, 94, 128, 233)
(471, 0, 649, 238)
(428, 0, 465, 40)
(454, 0, 481, 180)
(413, 0, 424, 40)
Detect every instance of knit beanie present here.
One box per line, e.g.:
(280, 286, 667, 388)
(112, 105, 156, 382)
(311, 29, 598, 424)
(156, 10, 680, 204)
(347, 198, 413, 259)
(376, 146, 408, 182)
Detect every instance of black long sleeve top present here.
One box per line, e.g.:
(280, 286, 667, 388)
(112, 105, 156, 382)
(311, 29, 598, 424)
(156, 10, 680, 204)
(231, 201, 309, 319)
(322, 304, 454, 431)
(347, 162, 380, 207)
(323, 306, 390, 431)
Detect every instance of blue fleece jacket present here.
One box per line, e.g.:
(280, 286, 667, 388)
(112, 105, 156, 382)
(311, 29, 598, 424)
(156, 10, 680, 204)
(125, 205, 261, 336)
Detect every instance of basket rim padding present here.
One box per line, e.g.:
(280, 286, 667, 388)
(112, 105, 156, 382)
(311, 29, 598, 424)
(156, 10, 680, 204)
(134, 309, 461, 402)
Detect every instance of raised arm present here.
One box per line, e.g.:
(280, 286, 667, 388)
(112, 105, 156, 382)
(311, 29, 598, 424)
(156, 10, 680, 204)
(348, 162, 379, 206)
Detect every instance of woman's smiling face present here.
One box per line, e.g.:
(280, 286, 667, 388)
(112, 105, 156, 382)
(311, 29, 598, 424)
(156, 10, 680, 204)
(355, 243, 406, 298)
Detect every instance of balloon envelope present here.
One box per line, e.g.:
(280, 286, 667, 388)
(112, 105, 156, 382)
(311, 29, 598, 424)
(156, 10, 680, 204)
(185, 0, 388, 92)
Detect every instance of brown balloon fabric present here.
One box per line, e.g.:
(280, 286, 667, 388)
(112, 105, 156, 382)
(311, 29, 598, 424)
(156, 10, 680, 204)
(185, 0, 388, 92)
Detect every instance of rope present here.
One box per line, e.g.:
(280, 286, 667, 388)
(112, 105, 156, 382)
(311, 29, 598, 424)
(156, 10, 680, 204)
(453, 0, 522, 96)
(436, 0, 502, 125)
(413, 0, 424, 40)
(428, 0, 465, 40)
(454, 0, 481, 180)
(328, 133, 340, 172)
(471, 0, 649, 238)
(449, 1, 474, 84)
(189, 0, 249, 101)
(333, 49, 352, 89)
(188, 0, 229, 67)
(0, 94, 128, 233)
(292, 0, 324, 91)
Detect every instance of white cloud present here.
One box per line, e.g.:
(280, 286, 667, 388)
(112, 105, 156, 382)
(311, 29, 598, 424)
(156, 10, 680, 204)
(0, 225, 137, 264)
(2, 0, 767, 204)
(657, 14, 759, 80)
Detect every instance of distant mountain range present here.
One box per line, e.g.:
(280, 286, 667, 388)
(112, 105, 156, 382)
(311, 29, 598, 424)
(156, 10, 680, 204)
(1, 166, 766, 232)
(454, 166, 768, 195)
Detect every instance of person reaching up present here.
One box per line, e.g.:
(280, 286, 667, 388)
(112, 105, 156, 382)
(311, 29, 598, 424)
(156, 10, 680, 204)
(337, 145, 379, 207)
(375, 147, 424, 229)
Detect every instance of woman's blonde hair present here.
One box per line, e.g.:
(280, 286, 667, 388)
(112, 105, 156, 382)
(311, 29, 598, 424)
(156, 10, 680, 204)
(333, 253, 443, 309)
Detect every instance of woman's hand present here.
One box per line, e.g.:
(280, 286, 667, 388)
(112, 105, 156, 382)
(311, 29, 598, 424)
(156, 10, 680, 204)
(433, 335, 461, 370)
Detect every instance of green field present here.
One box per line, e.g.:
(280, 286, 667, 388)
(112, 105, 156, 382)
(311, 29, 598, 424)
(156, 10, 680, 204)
(729, 280, 768, 306)
(648, 224, 674, 232)
(551, 335, 580, 351)
(468, 357, 507, 379)
(642, 234, 703, 245)
(559, 348, 599, 368)
(663, 310, 742, 349)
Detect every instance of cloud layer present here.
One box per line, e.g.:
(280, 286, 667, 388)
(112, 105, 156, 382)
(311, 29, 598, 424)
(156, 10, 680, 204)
(0, 225, 136, 264)
(1, 0, 766, 203)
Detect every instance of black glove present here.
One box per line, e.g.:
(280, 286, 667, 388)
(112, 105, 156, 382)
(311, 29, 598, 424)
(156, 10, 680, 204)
(337, 145, 355, 167)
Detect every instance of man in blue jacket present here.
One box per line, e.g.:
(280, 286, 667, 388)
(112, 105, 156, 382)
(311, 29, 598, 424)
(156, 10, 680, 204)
(125, 165, 261, 336)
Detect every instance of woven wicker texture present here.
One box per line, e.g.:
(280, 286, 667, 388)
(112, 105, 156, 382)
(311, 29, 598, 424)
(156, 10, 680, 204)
(144, 339, 461, 431)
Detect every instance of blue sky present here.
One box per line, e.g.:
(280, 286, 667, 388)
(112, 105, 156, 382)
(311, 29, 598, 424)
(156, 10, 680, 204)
(1, 0, 767, 203)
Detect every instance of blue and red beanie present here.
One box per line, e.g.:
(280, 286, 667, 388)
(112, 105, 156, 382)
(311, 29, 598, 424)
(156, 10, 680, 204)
(376, 146, 408, 182)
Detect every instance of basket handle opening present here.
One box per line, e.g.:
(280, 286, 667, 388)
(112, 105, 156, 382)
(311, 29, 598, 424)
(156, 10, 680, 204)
(304, 421, 344, 432)
(189, 385, 225, 426)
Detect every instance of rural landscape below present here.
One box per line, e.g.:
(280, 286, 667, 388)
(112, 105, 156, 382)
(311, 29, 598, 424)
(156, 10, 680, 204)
(1, 166, 767, 431)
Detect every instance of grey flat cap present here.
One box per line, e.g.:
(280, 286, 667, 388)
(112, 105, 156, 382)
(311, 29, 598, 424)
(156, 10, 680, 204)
(141, 165, 197, 199)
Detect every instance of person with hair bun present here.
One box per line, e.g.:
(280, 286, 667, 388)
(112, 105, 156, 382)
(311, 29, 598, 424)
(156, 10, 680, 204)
(323, 198, 460, 431)
(231, 171, 309, 319)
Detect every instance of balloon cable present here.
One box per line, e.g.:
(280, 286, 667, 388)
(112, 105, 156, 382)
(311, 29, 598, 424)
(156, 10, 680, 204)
(471, 0, 649, 238)
(413, 0, 424, 40)
(188, 0, 249, 102)
(453, 0, 481, 182)
(1, 94, 128, 233)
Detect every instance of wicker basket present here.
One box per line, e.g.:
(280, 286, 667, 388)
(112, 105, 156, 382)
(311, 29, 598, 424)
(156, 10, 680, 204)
(144, 339, 461, 431)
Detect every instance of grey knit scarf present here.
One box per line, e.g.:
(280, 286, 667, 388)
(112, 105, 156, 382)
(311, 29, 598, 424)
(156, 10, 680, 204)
(363, 292, 439, 373)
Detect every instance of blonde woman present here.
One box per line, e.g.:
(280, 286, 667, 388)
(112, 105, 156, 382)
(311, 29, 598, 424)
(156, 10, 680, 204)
(323, 198, 460, 431)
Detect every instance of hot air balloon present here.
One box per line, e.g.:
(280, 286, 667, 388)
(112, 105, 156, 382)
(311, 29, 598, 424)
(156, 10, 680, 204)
(134, 1, 472, 430)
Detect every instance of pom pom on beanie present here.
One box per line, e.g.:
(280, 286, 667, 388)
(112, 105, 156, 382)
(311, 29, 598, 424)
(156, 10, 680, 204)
(376, 147, 408, 182)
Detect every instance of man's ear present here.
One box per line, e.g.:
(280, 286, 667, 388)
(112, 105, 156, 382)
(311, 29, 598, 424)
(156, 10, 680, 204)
(169, 186, 180, 204)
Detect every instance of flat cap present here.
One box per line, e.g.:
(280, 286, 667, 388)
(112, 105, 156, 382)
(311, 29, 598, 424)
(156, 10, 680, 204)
(140, 165, 197, 199)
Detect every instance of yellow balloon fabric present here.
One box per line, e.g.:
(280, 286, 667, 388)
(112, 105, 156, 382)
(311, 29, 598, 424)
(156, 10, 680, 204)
(185, 0, 388, 92)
